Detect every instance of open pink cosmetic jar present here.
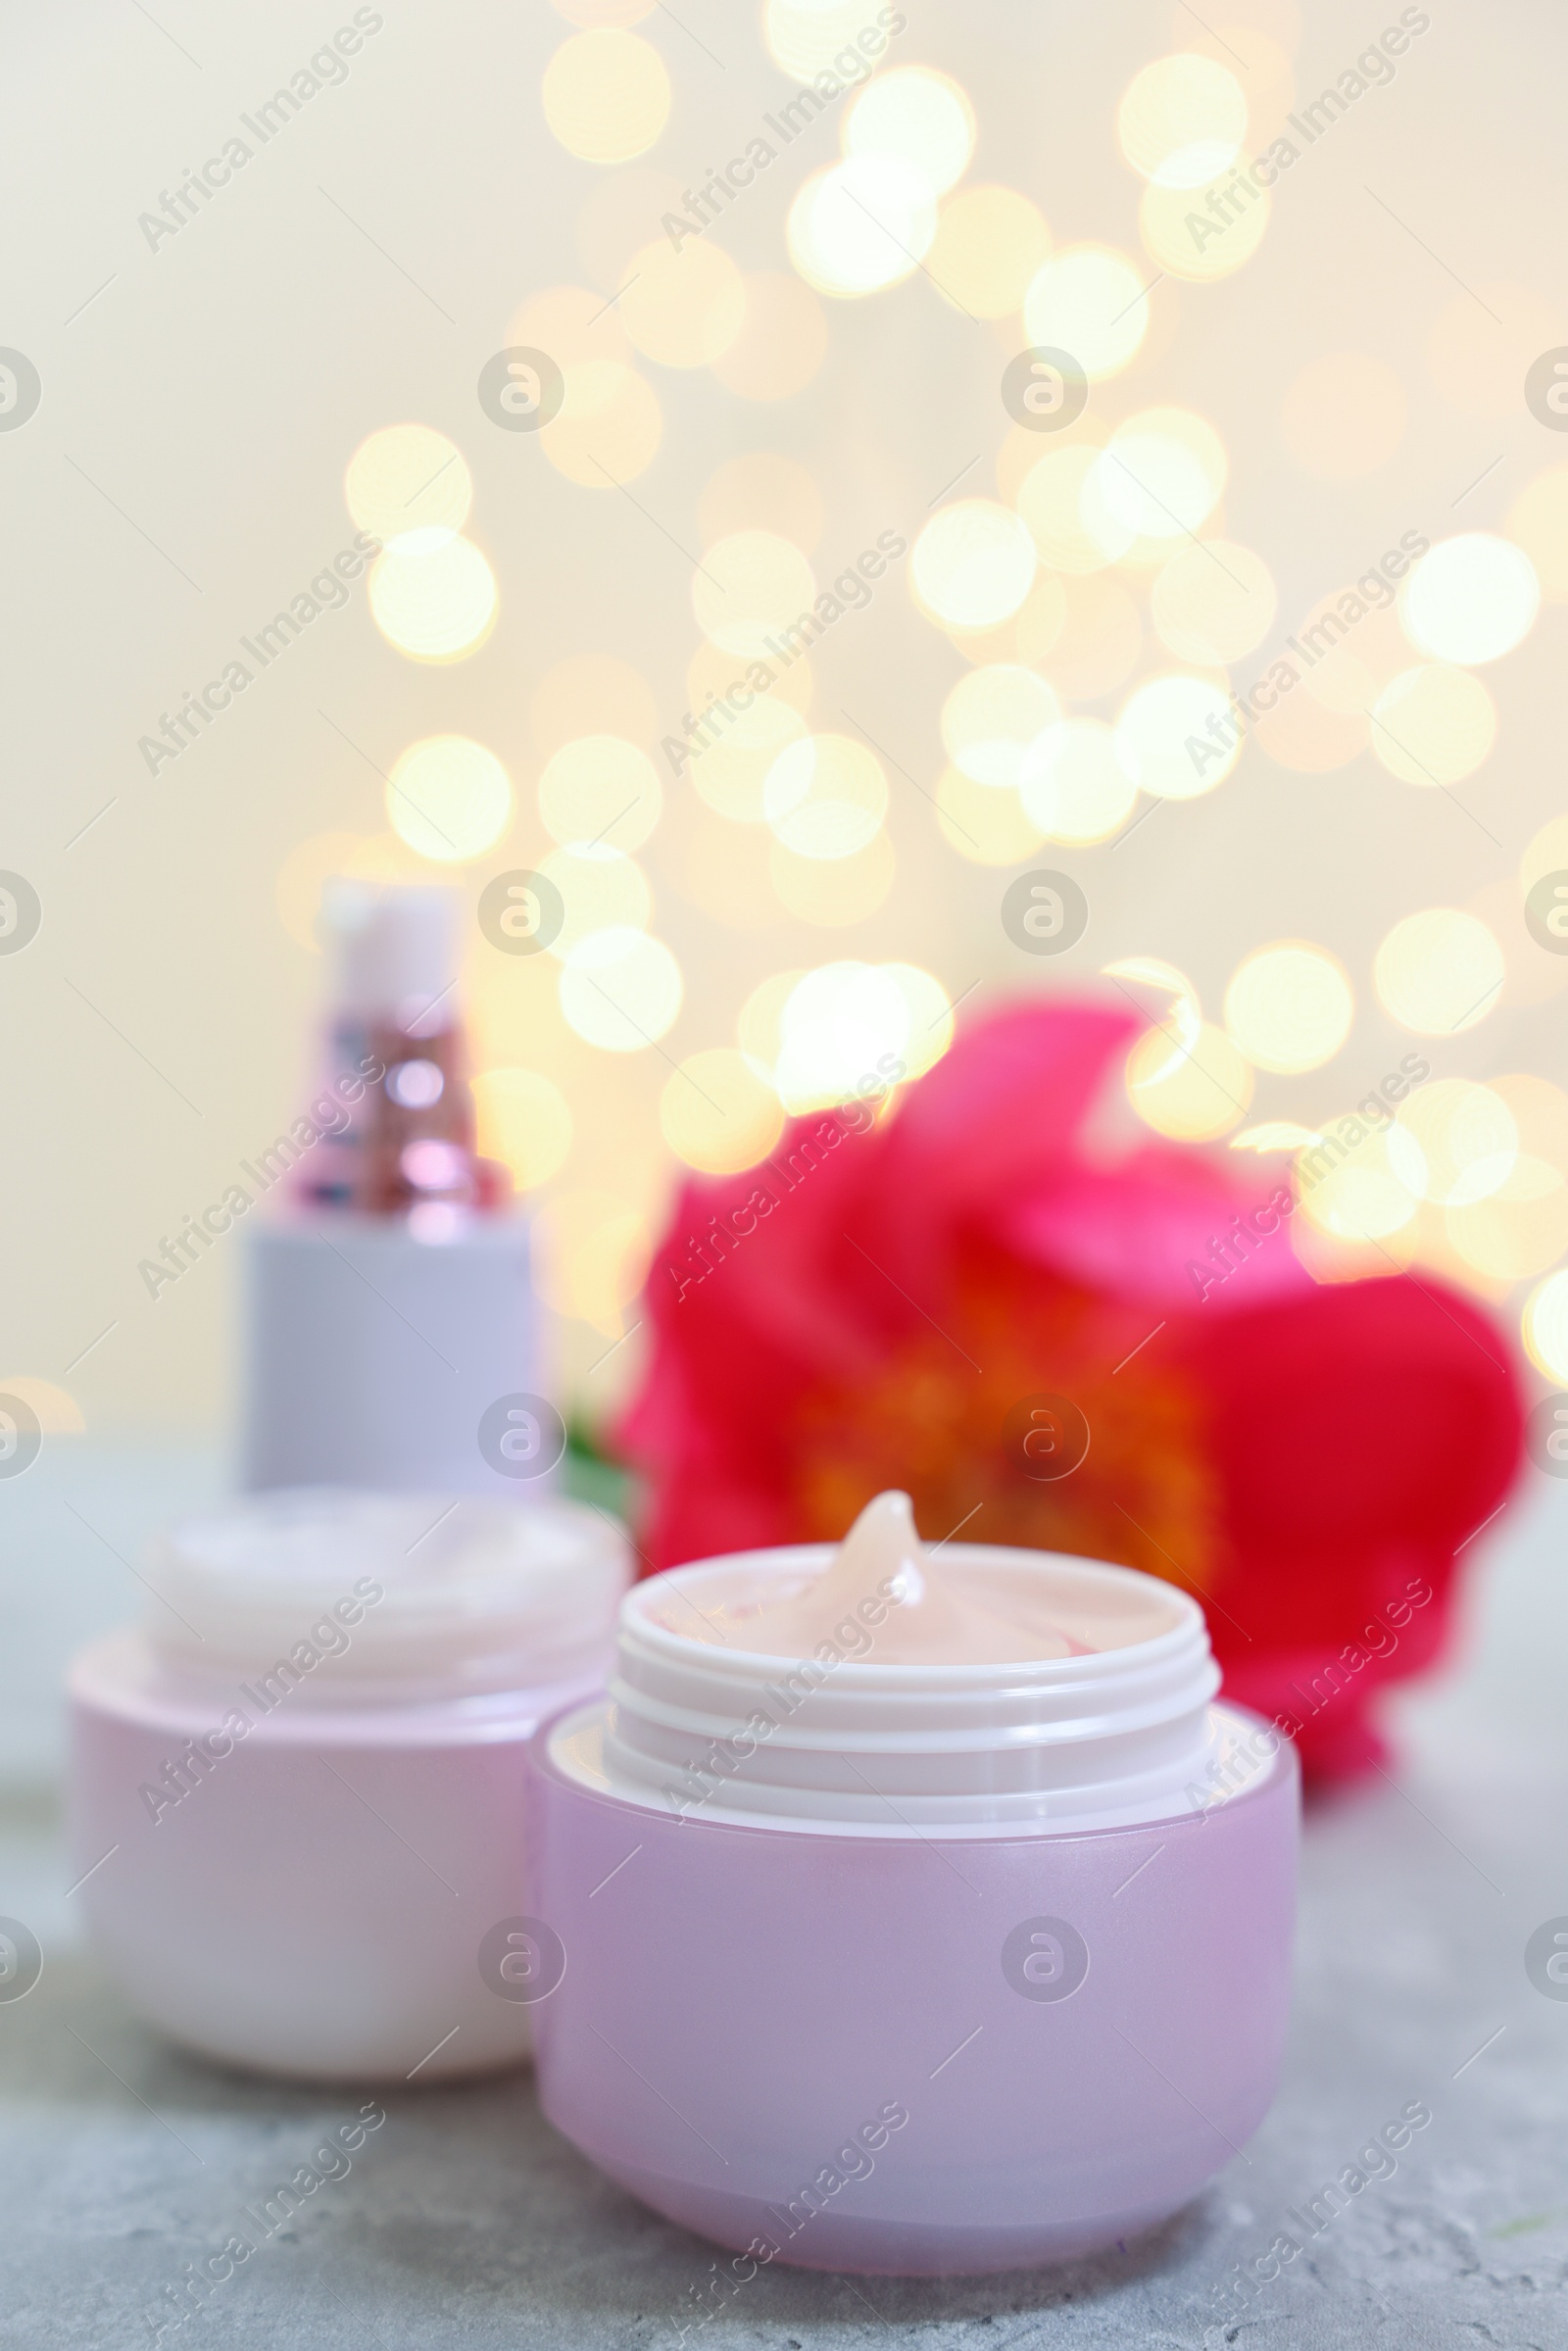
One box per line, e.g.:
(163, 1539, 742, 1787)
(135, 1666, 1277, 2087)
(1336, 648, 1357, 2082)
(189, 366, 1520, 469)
(525, 1494, 1298, 2276)
(69, 1489, 629, 2082)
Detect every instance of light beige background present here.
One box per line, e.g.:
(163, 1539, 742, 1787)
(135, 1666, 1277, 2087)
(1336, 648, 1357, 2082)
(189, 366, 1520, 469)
(2, 0, 1564, 1442)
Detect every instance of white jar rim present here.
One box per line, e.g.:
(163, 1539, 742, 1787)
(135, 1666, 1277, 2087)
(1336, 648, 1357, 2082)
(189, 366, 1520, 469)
(144, 1487, 630, 1704)
(550, 1540, 1267, 1836)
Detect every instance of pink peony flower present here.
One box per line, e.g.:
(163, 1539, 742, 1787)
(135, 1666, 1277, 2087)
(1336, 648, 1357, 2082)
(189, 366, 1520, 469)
(615, 1000, 1524, 1780)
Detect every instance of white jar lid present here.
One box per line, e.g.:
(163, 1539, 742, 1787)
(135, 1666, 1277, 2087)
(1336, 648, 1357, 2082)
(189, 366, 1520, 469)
(146, 1488, 630, 1703)
(562, 1538, 1235, 1834)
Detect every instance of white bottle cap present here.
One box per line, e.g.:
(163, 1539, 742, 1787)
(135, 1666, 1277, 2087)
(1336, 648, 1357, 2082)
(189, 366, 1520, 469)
(321, 880, 460, 1028)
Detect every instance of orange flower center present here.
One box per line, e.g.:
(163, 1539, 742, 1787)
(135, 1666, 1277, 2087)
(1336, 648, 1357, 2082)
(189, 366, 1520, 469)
(787, 1261, 1225, 1598)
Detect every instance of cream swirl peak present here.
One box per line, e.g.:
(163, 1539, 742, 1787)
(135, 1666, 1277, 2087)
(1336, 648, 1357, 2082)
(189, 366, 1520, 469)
(662, 1490, 1173, 1665)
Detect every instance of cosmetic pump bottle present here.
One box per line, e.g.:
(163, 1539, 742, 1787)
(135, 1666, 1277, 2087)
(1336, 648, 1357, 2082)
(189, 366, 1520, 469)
(242, 881, 552, 1496)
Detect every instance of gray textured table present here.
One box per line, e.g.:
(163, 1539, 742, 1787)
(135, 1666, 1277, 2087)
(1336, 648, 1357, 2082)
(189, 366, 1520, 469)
(4, 1465, 1567, 2350)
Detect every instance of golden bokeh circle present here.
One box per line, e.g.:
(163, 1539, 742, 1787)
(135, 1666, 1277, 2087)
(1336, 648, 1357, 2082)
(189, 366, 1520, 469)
(1017, 443, 1124, 576)
(1400, 534, 1541, 665)
(1446, 1161, 1568, 1284)
(1095, 408, 1228, 548)
(1126, 1020, 1253, 1141)
(1152, 539, 1276, 662)
(538, 847, 653, 959)
(473, 1068, 573, 1190)
(765, 0, 891, 83)
(559, 925, 682, 1050)
(1114, 673, 1240, 800)
(1118, 52, 1249, 186)
(660, 1049, 784, 1174)
(1223, 943, 1353, 1074)
(1140, 177, 1269, 281)
(345, 423, 471, 550)
(385, 737, 512, 862)
(539, 736, 662, 854)
(763, 733, 888, 860)
(774, 958, 938, 1108)
(925, 186, 1051, 318)
(1389, 1079, 1516, 1208)
(1022, 245, 1151, 379)
(843, 66, 976, 197)
(689, 694, 808, 825)
(942, 665, 1060, 788)
(788, 159, 938, 298)
(911, 500, 1037, 630)
(1296, 1127, 1420, 1246)
(1019, 719, 1140, 845)
(738, 968, 807, 1071)
(1373, 908, 1504, 1035)
(1370, 666, 1496, 788)
(542, 28, 671, 163)
(532, 1187, 650, 1333)
(368, 537, 497, 662)
(1522, 1268, 1568, 1381)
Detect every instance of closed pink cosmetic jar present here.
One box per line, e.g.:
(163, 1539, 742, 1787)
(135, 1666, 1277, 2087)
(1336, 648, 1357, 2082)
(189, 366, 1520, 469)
(69, 1488, 629, 2082)
(524, 1504, 1298, 2276)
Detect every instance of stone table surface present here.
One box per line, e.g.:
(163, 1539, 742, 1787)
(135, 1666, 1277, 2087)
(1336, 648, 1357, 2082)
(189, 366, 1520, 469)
(2, 1455, 1567, 2350)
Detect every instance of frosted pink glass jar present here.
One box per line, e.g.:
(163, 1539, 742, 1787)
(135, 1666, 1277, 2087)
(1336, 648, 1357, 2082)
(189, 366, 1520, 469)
(525, 1539, 1298, 2276)
(69, 1489, 628, 2082)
